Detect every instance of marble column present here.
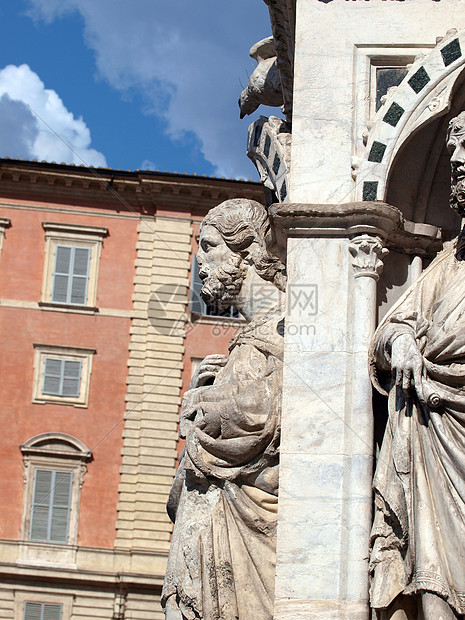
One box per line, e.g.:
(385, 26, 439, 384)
(270, 202, 439, 620)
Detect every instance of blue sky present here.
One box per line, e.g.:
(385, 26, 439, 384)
(0, 1, 275, 179)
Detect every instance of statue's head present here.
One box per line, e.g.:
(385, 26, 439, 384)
(197, 198, 285, 307)
(447, 111, 465, 216)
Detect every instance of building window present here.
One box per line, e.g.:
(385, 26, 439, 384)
(19, 433, 91, 565)
(32, 345, 95, 407)
(15, 591, 71, 620)
(0, 217, 10, 262)
(52, 245, 90, 305)
(43, 358, 82, 398)
(41, 222, 108, 311)
(190, 254, 240, 319)
(30, 469, 72, 543)
(23, 601, 62, 620)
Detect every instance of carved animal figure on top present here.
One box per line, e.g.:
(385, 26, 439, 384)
(238, 36, 283, 118)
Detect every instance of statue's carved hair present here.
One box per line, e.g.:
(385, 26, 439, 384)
(447, 111, 465, 140)
(447, 112, 465, 217)
(202, 198, 286, 291)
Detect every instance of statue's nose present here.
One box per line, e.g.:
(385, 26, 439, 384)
(451, 143, 465, 165)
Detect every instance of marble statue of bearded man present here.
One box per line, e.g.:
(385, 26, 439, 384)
(161, 199, 286, 620)
(369, 112, 465, 620)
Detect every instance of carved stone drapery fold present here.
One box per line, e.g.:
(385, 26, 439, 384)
(349, 235, 389, 280)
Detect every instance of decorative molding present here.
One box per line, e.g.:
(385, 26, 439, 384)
(0, 160, 264, 212)
(31, 344, 95, 408)
(41, 222, 105, 310)
(42, 222, 108, 236)
(0, 217, 10, 260)
(0, 298, 133, 317)
(349, 235, 388, 280)
(20, 432, 92, 460)
(357, 29, 465, 201)
(269, 201, 442, 258)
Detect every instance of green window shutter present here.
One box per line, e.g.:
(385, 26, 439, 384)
(52, 245, 90, 305)
(24, 602, 62, 620)
(190, 254, 207, 314)
(43, 358, 82, 398)
(30, 469, 72, 543)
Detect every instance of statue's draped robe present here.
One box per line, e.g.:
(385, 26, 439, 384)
(162, 315, 282, 620)
(370, 243, 465, 614)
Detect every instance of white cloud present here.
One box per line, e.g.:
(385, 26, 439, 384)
(27, 0, 273, 178)
(139, 159, 158, 171)
(0, 64, 106, 167)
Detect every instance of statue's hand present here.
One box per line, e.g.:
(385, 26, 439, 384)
(190, 354, 228, 389)
(391, 332, 426, 403)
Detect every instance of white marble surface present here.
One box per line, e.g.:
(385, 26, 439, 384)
(275, 234, 382, 618)
(289, 0, 465, 204)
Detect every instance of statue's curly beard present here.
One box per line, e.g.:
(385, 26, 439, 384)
(200, 254, 247, 309)
(450, 173, 465, 216)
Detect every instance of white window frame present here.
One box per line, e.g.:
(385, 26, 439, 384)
(18, 433, 91, 567)
(14, 590, 72, 620)
(41, 222, 107, 311)
(0, 217, 10, 262)
(32, 345, 95, 408)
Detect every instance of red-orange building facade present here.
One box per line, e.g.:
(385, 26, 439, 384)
(0, 159, 263, 619)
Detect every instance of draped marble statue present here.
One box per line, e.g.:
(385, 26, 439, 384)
(369, 112, 465, 620)
(162, 199, 285, 620)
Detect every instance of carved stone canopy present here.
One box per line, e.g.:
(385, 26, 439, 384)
(269, 201, 441, 261)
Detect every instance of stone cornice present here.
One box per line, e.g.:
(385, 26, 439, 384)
(270, 201, 442, 256)
(0, 159, 264, 215)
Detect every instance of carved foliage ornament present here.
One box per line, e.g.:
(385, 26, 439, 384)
(349, 235, 388, 280)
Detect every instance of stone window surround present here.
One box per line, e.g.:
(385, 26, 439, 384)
(18, 433, 92, 569)
(14, 589, 72, 620)
(0, 217, 10, 260)
(354, 44, 434, 123)
(40, 222, 108, 312)
(32, 344, 96, 408)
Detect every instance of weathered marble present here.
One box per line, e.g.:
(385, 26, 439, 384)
(162, 199, 285, 620)
(289, 0, 465, 204)
(369, 113, 465, 620)
(239, 37, 283, 119)
(269, 201, 441, 620)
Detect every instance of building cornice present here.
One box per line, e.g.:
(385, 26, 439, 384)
(0, 159, 265, 215)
